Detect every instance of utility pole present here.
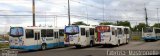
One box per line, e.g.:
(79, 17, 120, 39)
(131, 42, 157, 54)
(68, 0, 71, 26)
(102, 0, 105, 22)
(85, 6, 88, 25)
(157, 8, 159, 27)
(144, 7, 148, 27)
(32, 0, 36, 26)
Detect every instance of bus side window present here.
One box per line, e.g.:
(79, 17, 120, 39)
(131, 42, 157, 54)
(41, 29, 53, 37)
(81, 28, 85, 35)
(89, 28, 94, 35)
(112, 31, 115, 35)
(124, 28, 129, 34)
(86, 31, 89, 37)
(41, 29, 46, 37)
(115, 30, 117, 37)
(155, 29, 160, 33)
(123, 28, 124, 36)
(26, 29, 34, 38)
(118, 28, 122, 35)
(112, 28, 115, 35)
(54, 32, 58, 38)
(59, 29, 64, 36)
(47, 29, 53, 37)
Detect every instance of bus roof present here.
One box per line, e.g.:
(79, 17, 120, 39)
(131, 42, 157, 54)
(10, 26, 64, 30)
(66, 25, 95, 28)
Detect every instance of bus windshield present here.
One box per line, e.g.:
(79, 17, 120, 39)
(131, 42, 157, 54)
(10, 27, 24, 37)
(144, 28, 153, 32)
(65, 26, 79, 34)
(96, 26, 110, 32)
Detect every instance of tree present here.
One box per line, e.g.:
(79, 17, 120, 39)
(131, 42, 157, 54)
(72, 21, 88, 26)
(152, 23, 160, 28)
(134, 23, 147, 31)
(99, 22, 115, 25)
(117, 21, 131, 28)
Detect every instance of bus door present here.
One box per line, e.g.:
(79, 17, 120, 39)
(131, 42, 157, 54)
(111, 28, 116, 42)
(117, 28, 123, 44)
(34, 30, 41, 49)
(124, 28, 129, 43)
(80, 28, 87, 46)
(54, 31, 59, 47)
(86, 30, 90, 45)
(59, 29, 64, 47)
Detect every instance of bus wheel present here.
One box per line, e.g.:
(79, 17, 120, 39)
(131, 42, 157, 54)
(75, 45, 81, 48)
(90, 41, 94, 47)
(126, 39, 129, 44)
(41, 44, 46, 50)
(117, 40, 120, 47)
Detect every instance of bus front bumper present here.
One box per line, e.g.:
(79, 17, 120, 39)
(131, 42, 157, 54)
(142, 36, 157, 40)
(65, 42, 82, 46)
(95, 41, 115, 45)
(10, 45, 41, 51)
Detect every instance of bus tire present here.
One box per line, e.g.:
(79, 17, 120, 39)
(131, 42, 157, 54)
(117, 40, 120, 47)
(41, 44, 47, 50)
(90, 41, 94, 47)
(145, 40, 149, 42)
(75, 45, 81, 48)
(126, 39, 129, 44)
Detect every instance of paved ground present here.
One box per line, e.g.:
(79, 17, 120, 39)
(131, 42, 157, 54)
(0, 40, 160, 56)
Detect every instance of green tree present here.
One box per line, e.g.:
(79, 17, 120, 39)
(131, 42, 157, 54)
(99, 22, 115, 25)
(117, 21, 131, 27)
(152, 23, 160, 28)
(132, 25, 138, 31)
(72, 21, 88, 26)
(135, 23, 147, 31)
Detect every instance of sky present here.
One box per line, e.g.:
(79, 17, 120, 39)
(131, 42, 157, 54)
(0, 0, 160, 34)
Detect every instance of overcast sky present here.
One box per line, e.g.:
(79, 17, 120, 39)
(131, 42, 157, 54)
(0, 0, 160, 34)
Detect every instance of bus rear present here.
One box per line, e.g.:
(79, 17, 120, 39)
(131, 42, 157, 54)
(95, 26, 111, 44)
(9, 27, 25, 49)
(142, 27, 156, 41)
(64, 26, 80, 46)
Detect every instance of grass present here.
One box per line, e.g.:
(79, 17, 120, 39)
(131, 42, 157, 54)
(0, 43, 9, 49)
(131, 36, 142, 41)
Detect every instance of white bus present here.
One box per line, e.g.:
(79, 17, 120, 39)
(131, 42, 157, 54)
(94, 25, 130, 46)
(9, 26, 65, 50)
(142, 27, 160, 41)
(64, 25, 95, 48)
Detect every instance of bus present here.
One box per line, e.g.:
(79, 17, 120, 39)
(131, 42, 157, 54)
(142, 27, 160, 41)
(94, 25, 130, 46)
(64, 25, 95, 48)
(9, 26, 65, 50)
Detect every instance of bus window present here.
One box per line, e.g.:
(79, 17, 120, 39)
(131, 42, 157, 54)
(118, 28, 122, 34)
(65, 26, 79, 34)
(59, 29, 64, 36)
(41, 29, 46, 37)
(155, 29, 160, 33)
(81, 28, 85, 35)
(54, 32, 58, 38)
(86, 31, 89, 37)
(89, 28, 94, 35)
(26, 29, 34, 38)
(112, 28, 115, 35)
(115, 30, 117, 37)
(144, 28, 153, 32)
(46, 29, 53, 37)
(124, 28, 129, 34)
(41, 29, 53, 37)
(10, 27, 23, 37)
